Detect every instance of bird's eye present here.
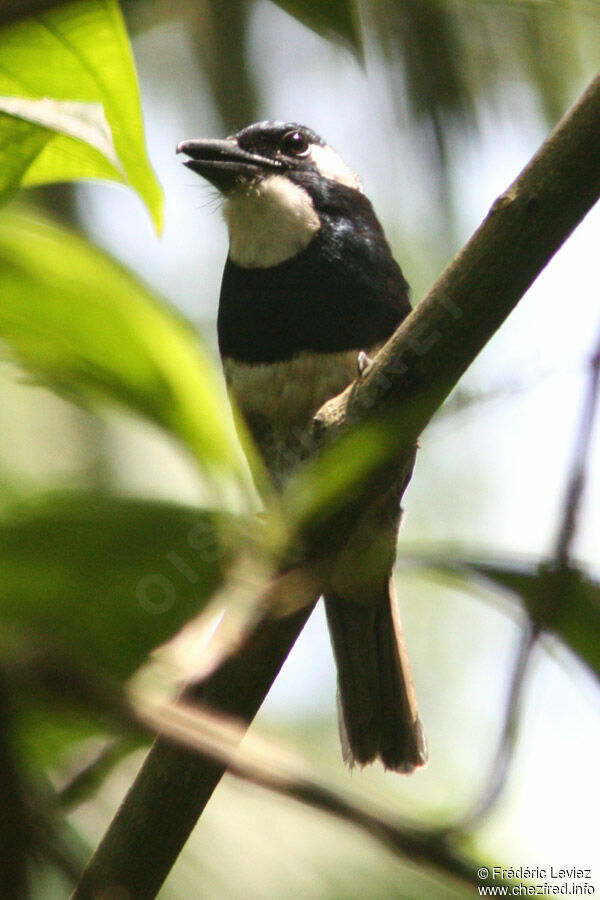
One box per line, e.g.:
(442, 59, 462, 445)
(281, 130, 310, 157)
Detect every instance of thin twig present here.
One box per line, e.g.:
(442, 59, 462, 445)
(452, 320, 600, 831)
(136, 696, 506, 894)
(553, 323, 600, 566)
(451, 623, 538, 832)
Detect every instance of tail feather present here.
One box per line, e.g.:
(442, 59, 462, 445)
(324, 580, 427, 773)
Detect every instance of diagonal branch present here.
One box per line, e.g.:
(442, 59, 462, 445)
(135, 697, 514, 895)
(74, 73, 600, 900)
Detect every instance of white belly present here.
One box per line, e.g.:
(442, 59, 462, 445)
(223, 350, 360, 485)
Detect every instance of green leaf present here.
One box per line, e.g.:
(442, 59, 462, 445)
(271, 0, 362, 55)
(283, 410, 411, 548)
(460, 558, 600, 682)
(0, 0, 162, 229)
(0, 494, 236, 678)
(0, 114, 52, 200)
(0, 96, 122, 172)
(403, 551, 600, 682)
(0, 211, 242, 477)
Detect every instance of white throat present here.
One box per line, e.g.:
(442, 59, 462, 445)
(223, 175, 320, 269)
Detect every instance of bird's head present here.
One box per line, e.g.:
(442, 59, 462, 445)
(177, 121, 364, 268)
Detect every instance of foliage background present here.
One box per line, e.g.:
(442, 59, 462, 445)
(0, 0, 599, 897)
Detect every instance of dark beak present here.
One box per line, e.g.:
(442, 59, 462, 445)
(176, 138, 284, 192)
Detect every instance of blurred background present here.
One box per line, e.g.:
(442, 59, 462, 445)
(3, 0, 600, 896)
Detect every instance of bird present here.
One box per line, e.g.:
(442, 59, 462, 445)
(177, 121, 427, 772)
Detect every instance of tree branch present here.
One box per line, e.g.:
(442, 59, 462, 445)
(72, 604, 316, 899)
(74, 73, 600, 900)
(134, 698, 512, 896)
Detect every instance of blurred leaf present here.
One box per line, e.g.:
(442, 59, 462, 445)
(197, 0, 259, 128)
(284, 420, 390, 536)
(403, 551, 600, 681)
(0, 493, 235, 678)
(0, 96, 121, 170)
(371, 0, 477, 147)
(53, 738, 130, 809)
(0, 0, 162, 229)
(282, 408, 415, 553)
(14, 692, 136, 775)
(517, 5, 580, 122)
(271, 0, 362, 54)
(0, 211, 241, 477)
(365, 0, 592, 162)
(460, 559, 600, 682)
(0, 114, 52, 202)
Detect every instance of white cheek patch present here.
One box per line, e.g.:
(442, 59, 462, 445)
(309, 145, 363, 192)
(223, 175, 320, 268)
